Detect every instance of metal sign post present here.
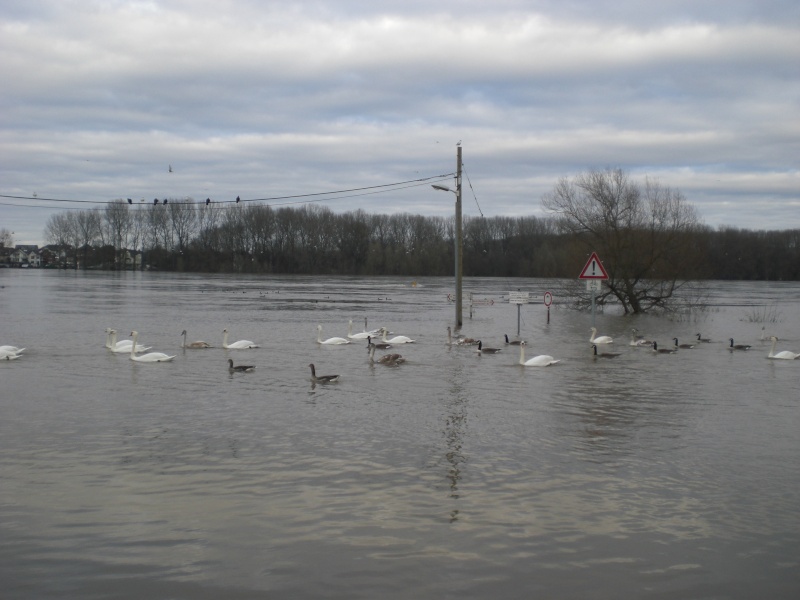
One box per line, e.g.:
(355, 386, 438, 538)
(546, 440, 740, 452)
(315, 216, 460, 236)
(508, 291, 530, 337)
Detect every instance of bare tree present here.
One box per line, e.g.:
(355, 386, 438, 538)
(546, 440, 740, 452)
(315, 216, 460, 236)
(542, 168, 705, 313)
(0, 228, 13, 248)
(104, 200, 132, 269)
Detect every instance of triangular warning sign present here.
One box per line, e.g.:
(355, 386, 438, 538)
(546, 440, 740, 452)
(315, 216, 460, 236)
(578, 252, 609, 279)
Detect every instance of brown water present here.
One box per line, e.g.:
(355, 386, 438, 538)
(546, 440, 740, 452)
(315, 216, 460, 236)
(1, 270, 799, 599)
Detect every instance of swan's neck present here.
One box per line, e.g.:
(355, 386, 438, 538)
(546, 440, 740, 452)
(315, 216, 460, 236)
(110, 330, 118, 347)
(130, 332, 137, 357)
(519, 345, 525, 364)
(224, 330, 229, 348)
(348, 321, 353, 336)
(769, 338, 777, 357)
(317, 328, 322, 343)
(381, 329, 389, 342)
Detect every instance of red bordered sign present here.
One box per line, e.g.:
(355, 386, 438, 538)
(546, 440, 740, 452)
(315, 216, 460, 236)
(578, 252, 609, 280)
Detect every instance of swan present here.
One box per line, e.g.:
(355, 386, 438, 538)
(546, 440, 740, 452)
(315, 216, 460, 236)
(380, 327, 415, 344)
(106, 329, 150, 353)
(182, 330, 212, 349)
(368, 343, 405, 365)
(317, 325, 350, 345)
(476, 340, 501, 354)
(696, 333, 712, 343)
(504, 334, 524, 345)
(673, 337, 695, 349)
(728, 338, 751, 351)
(347, 319, 373, 340)
(223, 329, 259, 349)
(446, 326, 476, 346)
(0, 345, 24, 354)
(363, 317, 382, 336)
(308, 363, 340, 383)
(1, 352, 21, 360)
(367, 336, 392, 350)
(228, 358, 255, 372)
(129, 331, 175, 362)
(767, 336, 800, 360)
(592, 344, 621, 358)
(589, 327, 613, 344)
(651, 341, 676, 354)
(629, 329, 652, 347)
(519, 342, 559, 366)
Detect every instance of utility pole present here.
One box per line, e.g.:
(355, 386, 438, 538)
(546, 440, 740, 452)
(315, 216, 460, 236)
(455, 145, 463, 328)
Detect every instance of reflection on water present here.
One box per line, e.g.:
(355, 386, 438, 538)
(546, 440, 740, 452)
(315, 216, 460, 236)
(1, 270, 800, 599)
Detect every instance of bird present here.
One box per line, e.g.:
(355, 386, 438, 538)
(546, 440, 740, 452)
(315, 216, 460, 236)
(767, 336, 800, 360)
(652, 341, 676, 354)
(1, 352, 22, 361)
(673, 337, 695, 349)
(106, 329, 150, 353)
(475, 340, 501, 354)
(592, 344, 621, 358)
(223, 329, 259, 349)
(695, 333, 712, 343)
(317, 325, 350, 345)
(228, 358, 255, 372)
(519, 342, 559, 366)
(0, 345, 24, 354)
(363, 317, 382, 336)
(629, 328, 652, 347)
(447, 326, 476, 346)
(182, 330, 212, 349)
(367, 336, 392, 350)
(380, 327, 414, 344)
(128, 331, 175, 362)
(347, 319, 372, 340)
(504, 334, 524, 345)
(728, 338, 751, 351)
(368, 343, 405, 365)
(308, 363, 340, 383)
(589, 327, 613, 344)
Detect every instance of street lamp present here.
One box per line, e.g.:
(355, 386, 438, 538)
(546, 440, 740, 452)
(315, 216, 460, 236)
(432, 145, 463, 328)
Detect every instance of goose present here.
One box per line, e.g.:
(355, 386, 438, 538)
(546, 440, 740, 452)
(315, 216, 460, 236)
(476, 340, 501, 354)
(223, 328, 259, 349)
(695, 333, 712, 343)
(592, 344, 621, 358)
(767, 336, 800, 360)
(380, 327, 414, 344)
(347, 319, 373, 340)
(368, 343, 405, 365)
(504, 334, 524, 345)
(728, 338, 751, 351)
(0, 345, 24, 354)
(308, 363, 340, 383)
(228, 358, 255, 372)
(129, 331, 175, 362)
(182, 330, 212, 349)
(589, 327, 613, 344)
(519, 342, 559, 366)
(367, 336, 392, 350)
(106, 329, 150, 353)
(673, 337, 695, 349)
(317, 325, 350, 345)
(652, 341, 676, 354)
(629, 329, 652, 347)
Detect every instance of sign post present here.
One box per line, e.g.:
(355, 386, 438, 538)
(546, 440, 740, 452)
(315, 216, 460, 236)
(508, 291, 530, 336)
(543, 290, 553, 324)
(578, 252, 609, 327)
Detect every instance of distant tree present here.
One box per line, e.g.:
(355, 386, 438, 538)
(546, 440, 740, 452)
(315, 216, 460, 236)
(542, 168, 705, 313)
(0, 228, 13, 248)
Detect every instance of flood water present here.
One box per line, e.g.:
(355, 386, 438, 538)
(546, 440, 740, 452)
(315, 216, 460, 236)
(1, 270, 799, 599)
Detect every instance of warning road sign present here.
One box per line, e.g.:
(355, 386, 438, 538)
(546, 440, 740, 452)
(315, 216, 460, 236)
(578, 252, 609, 280)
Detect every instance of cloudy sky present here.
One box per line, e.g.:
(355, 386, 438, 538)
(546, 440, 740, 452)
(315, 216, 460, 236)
(1, 0, 798, 245)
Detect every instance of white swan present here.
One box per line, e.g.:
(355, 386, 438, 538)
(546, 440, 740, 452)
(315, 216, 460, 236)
(1, 351, 22, 360)
(629, 329, 652, 347)
(768, 336, 800, 360)
(592, 344, 621, 358)
(519, 342, 559, 366)
(363, 317, 382, 336)
(0, 345, 24, 354)
(368, 343, 405, 364)
(308, 363, 340, 383)
(129, 331, 175, 362)
(106, 329, 150, 353)
(347, 319, 372, 340)
(446, 326, 476, 346)
(380, 327, 414, 344)
(317, 324, 350, 345)
(589, 327, 613, 344)
(223, 328, 259, 349)
(182, 330, 212, 349)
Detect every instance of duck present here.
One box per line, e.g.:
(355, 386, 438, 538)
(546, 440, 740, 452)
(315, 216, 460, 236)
(476, 340, 501, 354)
(519, 342, 559, 366)
(728, 338, 751, 351)
(368, 343, 405, 365)
(129, 331, 176, 362)
(347, 319, 373, 340)
(223, 328, 259, 349)
(589, 327, 613, 344)
(629, 328, 652, 347)
(317, 325, 350, 345)
(380, 327, 415, 344)
(504, 334, 524, 345)
(228, 358, 255, 372)
(592, 344, 621, 358)
(673, 337, 695, 349)
(308, 363, 340, 383)
(182, 330, 212, 349)
(695, 333, 712, 343)
(106, 329, 150, 353)
(652, 341, 676, 354)
(767, 336, 800, 360)
(367, 336, 392, 350)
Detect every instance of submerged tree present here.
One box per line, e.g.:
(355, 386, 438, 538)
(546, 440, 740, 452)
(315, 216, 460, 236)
(542, 168, 706, 313)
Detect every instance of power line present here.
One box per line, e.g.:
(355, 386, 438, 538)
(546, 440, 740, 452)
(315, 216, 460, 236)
(462, 165, 484, 217)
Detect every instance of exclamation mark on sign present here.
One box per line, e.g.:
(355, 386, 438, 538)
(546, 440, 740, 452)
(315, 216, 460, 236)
(592, 261, 596, 276)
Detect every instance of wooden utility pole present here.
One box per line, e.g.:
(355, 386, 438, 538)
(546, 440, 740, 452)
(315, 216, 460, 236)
(455, 145, 463, 328)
